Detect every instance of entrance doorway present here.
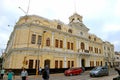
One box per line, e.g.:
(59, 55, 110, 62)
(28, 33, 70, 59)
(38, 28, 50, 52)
(81, 59, 85, 67)
(44, 59, 50, 68)
(29, 59, 33, 69)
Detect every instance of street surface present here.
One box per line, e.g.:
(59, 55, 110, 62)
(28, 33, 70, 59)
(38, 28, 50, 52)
(2, 68, 119, 80)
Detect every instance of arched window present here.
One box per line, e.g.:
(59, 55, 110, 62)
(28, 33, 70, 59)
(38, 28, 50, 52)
(94, 37, 96, 41)
(81, 42, 85, 51)
(57, 25, 61, 30)
(89, 36, 91, 39)
(68, 29, 72, 33)
(46, 38, 50, 46)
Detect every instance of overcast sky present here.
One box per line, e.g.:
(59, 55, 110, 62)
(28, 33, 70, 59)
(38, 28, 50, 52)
(0, 0, 120, 54)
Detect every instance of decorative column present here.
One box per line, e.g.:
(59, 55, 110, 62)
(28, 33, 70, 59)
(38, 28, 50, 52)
(51, 32, 54, 49)
(76, 39, 79, 52)
(64, 36, 67, 68)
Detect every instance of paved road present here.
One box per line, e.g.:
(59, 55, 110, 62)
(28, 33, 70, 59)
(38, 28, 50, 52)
(2, 68, 119, 80)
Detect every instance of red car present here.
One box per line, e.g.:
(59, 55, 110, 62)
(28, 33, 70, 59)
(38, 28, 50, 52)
(64, 67, 83, 76)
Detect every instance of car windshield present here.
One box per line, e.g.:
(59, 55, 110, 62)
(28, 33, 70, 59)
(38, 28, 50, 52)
(92, 67, 102, 70)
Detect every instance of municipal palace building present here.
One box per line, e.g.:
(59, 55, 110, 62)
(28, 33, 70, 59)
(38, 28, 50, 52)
(3, 13, 115, 70)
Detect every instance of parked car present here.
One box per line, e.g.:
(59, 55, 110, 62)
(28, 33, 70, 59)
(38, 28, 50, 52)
(64, 67, 83, 76)
(89, 66, 109, 77)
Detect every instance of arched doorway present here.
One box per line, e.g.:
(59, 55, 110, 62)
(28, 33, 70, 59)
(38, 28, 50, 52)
(81, 59, 85, 67)
(44, 59, 50, 68)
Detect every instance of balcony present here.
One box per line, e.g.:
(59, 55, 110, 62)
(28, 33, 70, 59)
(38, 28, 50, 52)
(78, 50, 90, 56)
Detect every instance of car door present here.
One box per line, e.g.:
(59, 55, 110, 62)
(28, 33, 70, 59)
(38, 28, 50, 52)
(102, 67, 107, 76)
(100, 68, 104, 76)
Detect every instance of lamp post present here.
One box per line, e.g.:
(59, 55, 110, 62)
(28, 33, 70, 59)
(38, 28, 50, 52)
(36, 44, 40, 76)
(36, 35, 42, 76)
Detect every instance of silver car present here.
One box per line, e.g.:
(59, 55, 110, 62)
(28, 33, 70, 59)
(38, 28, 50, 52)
(89, 66, 109, 77)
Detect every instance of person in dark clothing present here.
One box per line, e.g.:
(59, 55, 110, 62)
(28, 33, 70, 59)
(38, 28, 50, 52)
(113, 66, 120, 80)
(42, 65, 49, 80)
(115, 67, 120, 75)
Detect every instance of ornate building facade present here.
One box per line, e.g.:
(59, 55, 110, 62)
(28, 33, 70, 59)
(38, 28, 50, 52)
(3, 13, 114, 69)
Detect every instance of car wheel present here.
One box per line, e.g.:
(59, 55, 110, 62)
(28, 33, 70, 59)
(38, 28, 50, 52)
(64, 74, 67, 76)
(106, 73, 109, 76)
(79, 72, 81, 75)
(70, 73, 73, 76)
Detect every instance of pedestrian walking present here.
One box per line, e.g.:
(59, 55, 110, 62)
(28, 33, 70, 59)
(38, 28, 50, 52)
(81, 66, 85, 72)
(7, 69, 15, 80)
(42, 65, 50, 80)
(21, 68, 28, 80)
(39, 67, 42, 75)
(0, 68, 5, 79)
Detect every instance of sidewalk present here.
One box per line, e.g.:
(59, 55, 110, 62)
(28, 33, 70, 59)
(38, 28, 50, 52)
(2, 68, 118, 80)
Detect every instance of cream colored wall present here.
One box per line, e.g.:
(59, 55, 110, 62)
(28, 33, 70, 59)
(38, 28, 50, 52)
(4, 15, 113, 69)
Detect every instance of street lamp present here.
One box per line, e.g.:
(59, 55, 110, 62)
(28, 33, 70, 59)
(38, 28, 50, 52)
(36, 35, 42, 76)
(18, 0, 31, 15)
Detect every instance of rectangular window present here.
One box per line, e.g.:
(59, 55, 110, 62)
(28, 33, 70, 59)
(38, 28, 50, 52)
(60, 61, 63, 68)
(68, 61, 70, 68)
(90, 61, 92, 67)
(55, 39, 59, 48)
(29, 60, 33, 69)
(37, 35, 42, 45)
(90, 61, 94, 67)
(89, 46, 91, 51)
(67, 42, 70, 49)
(35, 60, 40, 69)
(60, 40, 63, 48)
(31, 34, 36, 44)
(46, 38, 50, 46)
(71, 43, 73, 50)
(55, 60, 58, 68)
(96, 61, 99, 66)
(101, 61, 102, 66)
(71, 61, 74, 67)
(95, 48, 96, 53)
(99, 49, 101, 53)
(91, 47, 93, 51)
(97, 48, 98, 53)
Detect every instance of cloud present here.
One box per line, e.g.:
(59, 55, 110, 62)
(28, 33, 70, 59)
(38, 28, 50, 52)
(0, 16, 9, 27)
(0, 0, 120, 52)
(112, 40, 120, 51)
(114, 0, 120, 17)
(103, 24, 120, 32)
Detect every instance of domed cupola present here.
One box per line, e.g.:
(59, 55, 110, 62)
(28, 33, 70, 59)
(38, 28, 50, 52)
(69, 13, 83, 23)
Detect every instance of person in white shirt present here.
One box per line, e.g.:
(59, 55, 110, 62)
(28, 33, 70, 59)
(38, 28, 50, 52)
(0, 68, 5, 79)
(21, 68, 28, 80)
(39, 67, 42, 75)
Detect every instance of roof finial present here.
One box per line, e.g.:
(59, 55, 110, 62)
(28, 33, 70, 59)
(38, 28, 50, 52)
(74, 0, 77, 13)
(27, 0, 31, 15)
